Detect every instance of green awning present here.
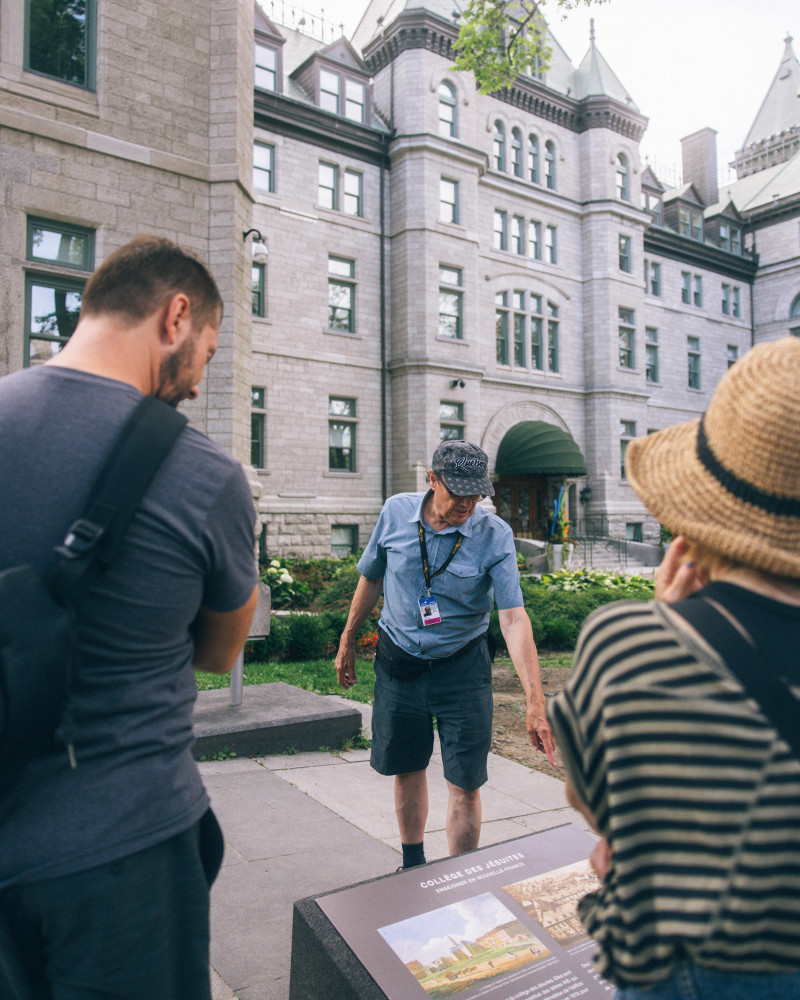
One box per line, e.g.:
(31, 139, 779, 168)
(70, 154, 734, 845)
(495, 421, 587, 476)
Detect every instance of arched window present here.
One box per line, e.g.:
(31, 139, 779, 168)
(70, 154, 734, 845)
(438, 81, 457, 138)
(511, 128, 523, 178)
(545, 140, 556, 189)
(791, 293, 800, 336)
(616, 153, 630, 201)
(493, 121, 506, 172)
(528, 134, 539, 184)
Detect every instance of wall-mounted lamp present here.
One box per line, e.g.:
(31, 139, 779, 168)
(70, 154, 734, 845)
(579, 484, 592, 504)
(243, 228, 269, 264)
(450, 379, 466, 388)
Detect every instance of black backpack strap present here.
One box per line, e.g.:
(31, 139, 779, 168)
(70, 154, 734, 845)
(48, 397, 187, 604)
(674, 596, 800, 762)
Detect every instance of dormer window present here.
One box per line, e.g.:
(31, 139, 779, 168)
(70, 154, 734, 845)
(255, 42, 278, 91)
(719, 221, 742, 255)
(641, 190, 663, 227)
(318, 68, 366, 122)
(679, 206, 703, 241)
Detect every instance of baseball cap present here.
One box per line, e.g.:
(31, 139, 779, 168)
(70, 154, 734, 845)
(431, 440, 494, 497)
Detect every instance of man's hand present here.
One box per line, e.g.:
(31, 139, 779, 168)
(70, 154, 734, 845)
(525, 705, 557, 766)
(656, 535, 706, 603)
(335, 641, 357, 690)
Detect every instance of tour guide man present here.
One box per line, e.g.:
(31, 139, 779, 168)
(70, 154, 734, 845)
(336, 440, 556, 869)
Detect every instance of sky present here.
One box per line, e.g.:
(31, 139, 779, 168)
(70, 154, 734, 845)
(296, 0, 798, 185)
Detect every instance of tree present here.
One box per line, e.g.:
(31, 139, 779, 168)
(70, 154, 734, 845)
(453, 0, 607, 95)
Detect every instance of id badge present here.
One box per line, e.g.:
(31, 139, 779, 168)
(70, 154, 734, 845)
(419, 595, 441, 625)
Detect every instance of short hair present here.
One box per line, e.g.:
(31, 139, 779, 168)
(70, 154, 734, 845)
(80, 235, 223, 331)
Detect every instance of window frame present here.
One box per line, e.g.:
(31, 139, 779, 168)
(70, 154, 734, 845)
(687, 336, 701, 390)
(493, 209, 508, 251)
(251, 387, 266, 469)
(616, 153, 630, 201)
(331, 524, 359, 558)
(544, 140, 556, 190)
(439, 400, 465, 441)
(25, 0, 96, 90)
(493, 120, 506, 172)
(253, 141, 275, 193)
(438, 81, 457, 138)
(439, 177, 459, 224)
(255, 41, 280, 92)
(251, 261, 266, 317)
(438, 265, 463, 340)
(618, 307, 635, 369)
(545, 225, 557, 264)
(645, 327, 659, 383)
(618, 234, 632, 273)
(343, 168, 363, 217)
(327, 256, 356, 333)
(318, 161, 338, 210)
(328, 396, 357, 472)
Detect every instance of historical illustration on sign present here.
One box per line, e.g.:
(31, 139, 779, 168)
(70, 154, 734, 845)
(378, 892, 550, 997)
(500, 860, 601, 948)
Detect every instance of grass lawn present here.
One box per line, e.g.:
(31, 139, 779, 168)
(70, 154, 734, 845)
(195, 652, 573, 705)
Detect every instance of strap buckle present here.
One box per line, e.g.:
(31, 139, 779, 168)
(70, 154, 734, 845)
(56, 519, 105, 559)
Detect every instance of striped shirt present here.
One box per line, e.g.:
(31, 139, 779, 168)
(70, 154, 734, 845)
(548, 585, 800, 988)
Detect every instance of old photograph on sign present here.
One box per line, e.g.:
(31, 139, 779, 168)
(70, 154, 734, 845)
(501, 860, 600, 948)
(378, 892, 550, 996)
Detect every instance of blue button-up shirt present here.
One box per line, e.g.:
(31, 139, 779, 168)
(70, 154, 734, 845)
(358, 491, 523, 659)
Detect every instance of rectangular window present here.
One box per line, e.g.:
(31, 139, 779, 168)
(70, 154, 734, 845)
(255, 42, 278, 91)
(331, 525, 358, 558)
(528, 220, 541, 260)
(732, 286, 740, 318)
(618, 307, 635, 368)
(626, 523, 643, 542)
(645, 327, 658, 383)
(25, 217, 94, 366)
(252, 262, 266, 317)
(495, 291, 509, 365)
(344, 79, 366, 122)
(620, 420, 636, 479)
(719, 222, 730, 252)
(645, 259, 661, 296)
(439, 401, 465, 441)
(343, 169, 363, 217)
(253, 142, 274, 192)
(545, 225, 557, 264)
(438, 266, 463, 339)
(722, 282, 730, 315)
(530, 294, 543, 369)
(619, 234, 631, 272)
(328, 397, 356, 471)
(439, 178, 458, 223)
(493, 210, 507, 251)
(512, 291, 525, 368)
(687, 336, 701, 389)
(318, 161, 338, 209)
(511, 215, 524, 255)
(328, 256, 355, 332)
(727, 344, 739, 368)
(681, 271, 691, 304)
(251, 388, 266, 468)
(731, 227, 741, 255)
(319, 69, 340, 114)
(693, 275, 703, 308)
(26, 0, 95, 89)
(547, 302, 559, 372)
(680, 207, 702, 240)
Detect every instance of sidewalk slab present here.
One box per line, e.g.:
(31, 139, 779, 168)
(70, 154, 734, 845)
(193, 682, 361, 759)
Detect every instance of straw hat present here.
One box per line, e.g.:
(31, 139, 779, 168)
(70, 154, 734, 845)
(626, 337, 800, 579)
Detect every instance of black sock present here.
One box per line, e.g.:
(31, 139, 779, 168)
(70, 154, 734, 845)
(402, 842, 426, 869)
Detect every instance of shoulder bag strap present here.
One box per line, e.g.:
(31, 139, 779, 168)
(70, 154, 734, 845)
(674, 596, 800, 762)
(48, 396, 187, 604)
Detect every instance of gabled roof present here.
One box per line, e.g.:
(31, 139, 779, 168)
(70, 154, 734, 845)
(703, 195, 744, 222)
(291, 36, 370, 78)
(663, 182, 704, 207)
(572, 22, 638, 108)
(742, 34, 800, 149)
(254, 3, 284, 42)
(641, 165, 665, 193)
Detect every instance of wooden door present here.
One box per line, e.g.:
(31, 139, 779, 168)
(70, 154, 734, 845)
(496, 476, 548, 539)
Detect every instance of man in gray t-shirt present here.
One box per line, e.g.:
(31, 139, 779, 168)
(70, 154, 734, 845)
(0, 237, 258, 1000)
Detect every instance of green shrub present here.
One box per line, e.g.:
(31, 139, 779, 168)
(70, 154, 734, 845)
(285, 614, 331, 661)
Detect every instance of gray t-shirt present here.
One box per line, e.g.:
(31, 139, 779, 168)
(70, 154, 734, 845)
(0, 366, 258, 887)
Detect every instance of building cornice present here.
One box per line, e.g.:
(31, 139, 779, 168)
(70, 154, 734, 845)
(254, 90, 391, 166)
(362, 8, 646, 141)
(643, 226, 758, 282)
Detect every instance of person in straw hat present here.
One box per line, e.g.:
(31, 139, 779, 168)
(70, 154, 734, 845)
(548, 337, 800, 999)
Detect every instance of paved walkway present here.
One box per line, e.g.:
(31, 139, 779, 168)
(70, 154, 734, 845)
(202, 697, 592, 1000)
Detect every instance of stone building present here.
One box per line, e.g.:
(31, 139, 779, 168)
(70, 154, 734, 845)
(2, 0, 798, 558)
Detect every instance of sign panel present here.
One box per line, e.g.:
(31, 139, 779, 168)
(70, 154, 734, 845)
(317, 824, 612, 1000)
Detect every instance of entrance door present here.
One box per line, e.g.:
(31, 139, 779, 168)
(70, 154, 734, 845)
(496, 476, 548, 539)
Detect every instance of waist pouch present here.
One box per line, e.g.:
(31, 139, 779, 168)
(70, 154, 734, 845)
(375, 627, 489, 680)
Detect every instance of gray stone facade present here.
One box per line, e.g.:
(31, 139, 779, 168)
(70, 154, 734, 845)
(2, 0, 798, 558)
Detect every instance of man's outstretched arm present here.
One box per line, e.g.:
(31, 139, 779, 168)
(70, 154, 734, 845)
(335, 575, 383, 689)
(498, 606, 557, 765)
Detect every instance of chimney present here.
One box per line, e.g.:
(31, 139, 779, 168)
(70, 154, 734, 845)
(681, 127, 719, 206)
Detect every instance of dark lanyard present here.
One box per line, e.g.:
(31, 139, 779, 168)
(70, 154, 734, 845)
(418, 522, 463, 595)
